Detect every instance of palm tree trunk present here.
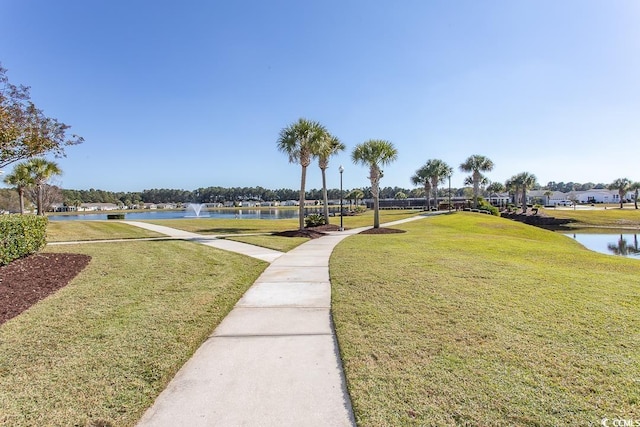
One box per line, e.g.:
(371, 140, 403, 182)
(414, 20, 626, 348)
(473, 171, 480, 208)
(433, 183, 438, 211)
(620, 191, 624, 209)
(635, 190, 638, 209)
(298, 166, 307, 230)
(522, 187, 527, 213)
(18, 188, 25, 214)
(321, 167, 329, 223)
(37, 185, 44, 215)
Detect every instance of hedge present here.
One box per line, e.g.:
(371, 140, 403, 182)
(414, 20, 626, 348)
(0, 215, 48, 266)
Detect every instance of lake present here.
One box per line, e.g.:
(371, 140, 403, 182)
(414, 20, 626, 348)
(48, 209, 299, 221)
(565, 232, 640, 259)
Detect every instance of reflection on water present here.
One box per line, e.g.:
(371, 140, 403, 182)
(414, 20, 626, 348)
(566, 233, 640, 258)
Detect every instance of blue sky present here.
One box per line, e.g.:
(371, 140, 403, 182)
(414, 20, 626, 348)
(1, 0, 639, 192)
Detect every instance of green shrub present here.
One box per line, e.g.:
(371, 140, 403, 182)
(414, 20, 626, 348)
(0, 214, 48, 265)
(304, 213, 326, 227)
(107, 214, 125, 220)
(478, 200, 500, 216)
(354, 206, 367, 214)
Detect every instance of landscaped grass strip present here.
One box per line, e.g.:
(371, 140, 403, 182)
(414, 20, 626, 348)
(46, 221, 164, 242)
(0, 240, 266, 427)
(331, 212, 640, 426)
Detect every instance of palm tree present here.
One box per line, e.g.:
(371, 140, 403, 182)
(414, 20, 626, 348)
(459, 155, 494, 208)
(410, 166, 432, 210)
(426, 159, 452, 211)
(3, 162, 32, 214)
(486, 182, 506, 207)
(345, 189, 364, 211)
(628, 181, 640, 210)
(513, 172, 537, 213)
(316, 133, 345, 222)
(505, 177, 520, 211)
(352, 139, 398, 228)
(277, 118, 327, 230)
(608, 178, 631, 209)
(25, 158, 62, 215)
(544, 190, 553, 206)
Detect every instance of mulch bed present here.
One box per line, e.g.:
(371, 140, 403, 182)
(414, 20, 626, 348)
(0, 253, 91, 325)
(274, 224, 407, 238)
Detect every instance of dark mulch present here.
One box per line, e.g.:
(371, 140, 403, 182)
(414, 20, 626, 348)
(272, 223, 342, 239)
(0, 253, 91, 325)
(359, 227, 406, 235)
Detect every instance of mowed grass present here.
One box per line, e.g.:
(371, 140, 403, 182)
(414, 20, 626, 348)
(331, 212, 640, 426)
(47, 220, 163, 242)
(0, 241, 266, 427)
(223, 235, 309, 252)
(145, 209, 421, 234)
(542, 207, 640, 229)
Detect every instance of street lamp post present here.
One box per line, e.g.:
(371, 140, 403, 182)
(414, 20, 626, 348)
(339, 165, 344, 231)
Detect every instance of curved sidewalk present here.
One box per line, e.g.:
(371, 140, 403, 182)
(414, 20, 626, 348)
(133, 215, 430, 426)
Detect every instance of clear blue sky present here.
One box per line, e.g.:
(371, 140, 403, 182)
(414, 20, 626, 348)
(1, 0, 639, 192)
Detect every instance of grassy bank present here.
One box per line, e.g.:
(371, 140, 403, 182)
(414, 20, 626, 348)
(542, 207, 640, 229)
(331, 213, 640, 425)
(0, 241, 266, 426)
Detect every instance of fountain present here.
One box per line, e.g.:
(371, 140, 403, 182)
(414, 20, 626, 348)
(185, 203, 209, 218)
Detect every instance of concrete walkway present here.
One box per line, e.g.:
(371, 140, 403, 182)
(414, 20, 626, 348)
(128, 215, 430, 426)
(123, 221, 284, 263)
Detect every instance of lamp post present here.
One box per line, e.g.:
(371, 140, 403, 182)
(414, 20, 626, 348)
(339, 165, 344, 231)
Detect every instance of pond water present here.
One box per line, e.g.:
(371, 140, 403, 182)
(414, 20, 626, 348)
(48, 209, 299, 221)
(565, 233, 640, 259)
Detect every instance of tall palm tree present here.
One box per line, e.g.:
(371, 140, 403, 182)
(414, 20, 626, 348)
(505, 177, 520, 210)
(459, 155, 494, 208)
(513, 172, 537, 213)
(346, 188, 364, 211)
(3, 162, 32, 214)
(426, 159, 452, 211)
(544, 190, 553, 206)
(608, 178, 631, 209)
(277, 118, 327, 230)
(628, 181, 640, 210)
(316, 133, 345, 222)
(410, 166, 432, 210)
(352, 139, 398, 228)
(25, 158, 62, 215)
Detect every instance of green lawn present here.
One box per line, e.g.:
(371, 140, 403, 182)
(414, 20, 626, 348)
(46, 220, 163, 242)
(542, 207, 640, 229)
(331, 212, 640, 425)
(145, 209, 421, 234)
(0, 241, 266, 427)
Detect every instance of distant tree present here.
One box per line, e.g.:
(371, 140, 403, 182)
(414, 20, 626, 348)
(630, 181, 640, 210)
(543, 190, 553, 206)
(316, 132, 345, 222)
(277, 118, 327, 230)
(486, 182, 506, 206)
(3, 162, 32, 213)
(0, 64, 83, 169)
(608, 178, 631, 209)
(411, 166, 432, 210)
(344, 189, 363, 210)
(426, 159, 452, 210)
(27, 183, 62, 213)
(352, 139, 398, 228)
(25, 158, 62, 215)
(459, 155, 494, 208)
(394, 191, 407, 199)
(512, 172, 537, 213)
